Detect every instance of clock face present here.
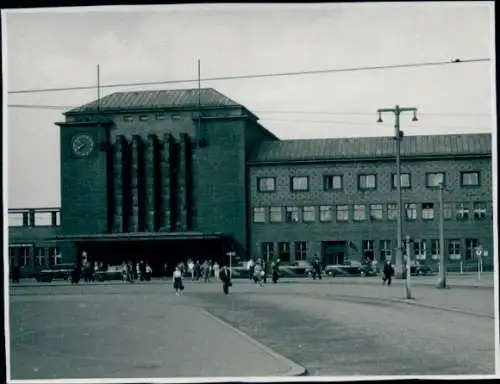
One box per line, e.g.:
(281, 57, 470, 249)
(71, 134, 95, 157)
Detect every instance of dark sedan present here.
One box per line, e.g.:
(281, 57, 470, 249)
(324, 261, 377, 278)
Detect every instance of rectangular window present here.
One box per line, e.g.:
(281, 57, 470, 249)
(53, 211, 61, 226)
(302, 206, 315, 222)
(369, 204, 383, 221)
(414, 240, 427, 260)
(336, 205, 349, 222)
(261, 242, 275, 261)
(35, 247, 47, 267)
(258, 177, 276, 192)
(9, 247, 16, 267)
(362, 240, 375, 263)
(380, 240, 392, 262)
(319, 206, 333, 222)
(278, 242, 290, 262)
(473, 202, 487, 220)
(404, 203, 417, 220)
(253, 207, 265, 223)
(426, 172, 445, 188)
(421, 203, 435, 220)
(392, 173, 411, 189)
(358, 174, 376, 190)
(269, 207, 283, 223)
(8, 212, 27, 227)
(139, 115, 150, 121)
(18, 247, 31, 267)
(456, 203, 470, 220)
(430, 239, 440, 260)
(465, 238, 480, 261)
(291, 176, 309, 192)
(34, 211, 53, 226)
(123, 115, 134, 122)
(448, 240, 461, 260)
(324, 175, 343, 191)
(294, 241, 307, 261)
(285, 206, 300, 223)
(353, 204, 367, 221)
(387, 204, 398, 221)
(461, 171, 480, 187)
(443, 203, 452, 220)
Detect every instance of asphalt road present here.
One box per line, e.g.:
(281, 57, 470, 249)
(9, 280, 496, 379)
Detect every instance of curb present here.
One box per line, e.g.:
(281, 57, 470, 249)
(201, 309, 307, 377)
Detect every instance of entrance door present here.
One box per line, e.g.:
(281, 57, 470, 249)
(322, 241, 347, 265)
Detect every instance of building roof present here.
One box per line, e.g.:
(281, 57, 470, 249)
(249, 133, 492, 164)
(65, 88, 241, 114)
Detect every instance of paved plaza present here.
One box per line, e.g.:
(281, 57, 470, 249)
(9, 276, 496, 379)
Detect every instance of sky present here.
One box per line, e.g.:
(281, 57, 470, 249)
(3, 2, 496, 209)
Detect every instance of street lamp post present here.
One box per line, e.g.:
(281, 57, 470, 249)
(226, 251, 236, 272)
(377, 106, 418, 284)
(437, 182, 447, 289)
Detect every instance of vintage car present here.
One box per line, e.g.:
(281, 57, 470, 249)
(35, 263, 77, 283)
(279, 261, 315, 277)
(409, 261, 434, 276)
(324, 260, 377, 278)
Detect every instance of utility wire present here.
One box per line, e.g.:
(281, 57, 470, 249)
(7, 57, 490, 95)
(7, 104, 492, 118)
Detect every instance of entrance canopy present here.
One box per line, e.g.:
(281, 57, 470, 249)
(51, 231, 228, 243)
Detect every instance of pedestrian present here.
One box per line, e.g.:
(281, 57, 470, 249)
(271, 260, 280, 283)
(247, 259, 255, 280)
(188, 259, 195, 280)
(145, 263, 152, 281)
(253, 263, 263, 287)
(382, 260, 393, 285)
(173, 267, 184, 296)
(213, 261, 220, 280)
(219, 264, 232, 295)
(194, 260, 201, 280)
(163, 262, 168, 279)
(121, 261, 128, 283)
(71, 264, 81, 284)
(203, 261, 211, 282)
(11, 263, 21, 284)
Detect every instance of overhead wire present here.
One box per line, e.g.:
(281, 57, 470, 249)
(7, 57, 491, 95)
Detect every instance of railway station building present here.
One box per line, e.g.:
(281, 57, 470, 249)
(8, 88, 494, 276)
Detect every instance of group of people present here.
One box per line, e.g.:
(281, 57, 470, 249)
(175, 259, 221, 282)
(246, 258, 281, 285)
(120, 260, 153, 283)
(172, 262, 232, 295)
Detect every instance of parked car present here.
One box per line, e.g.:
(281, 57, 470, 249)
(410, 262, 434, 276)
(324, 261, 376, 277)
(94, 265, 124, 281)
(230, 262, 249, 278)
(280, 261, 314, 277)
(35, 263, 77, 282)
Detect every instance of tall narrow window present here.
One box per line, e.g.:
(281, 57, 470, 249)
(404, 203, 417, 220)
(380, 240, 392, 262)
(261, 242, 275, 262)
(294, 241, 307, 261)
(465, 238, 480, 260)
(448, 240, 461, 260)
(430, 239, 440, 260)
(278, 242, 290, 262)
(253, 207, 265, 223)
(414, 240, 427, 260)
(388, 204, 398, 221)
(362, 240, 375, 262)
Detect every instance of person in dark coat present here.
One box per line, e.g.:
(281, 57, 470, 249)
(219, 265, 232, 295)
(11, 264, 21, 283)
(382, 261, 393, 285)
(271, 260, 280, 283)
(312, 256, 322, 280)
(71, 264, 81, 284)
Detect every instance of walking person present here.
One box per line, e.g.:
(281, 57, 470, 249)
(163, 262, 168, 279)
(253, 262, 263, 287)
(213, 261, 220, 280)
(188, 259, 195, 280)
(382, 260, 393, 285)
(219, 264, 232, 295)
(173, 267, 184, 296)
(203, 261, 211, 282)
(271, 259, 280, 284)
(312, 255, 322, 280)
(247, 259, 255, 280)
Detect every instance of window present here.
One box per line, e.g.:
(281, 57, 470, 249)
(8, 212, 28, 227)
(319, 206, 333, 222)
(285, 206, 300, 223)
(139, 115, 150, 121)
(414, 240, 427, 260)
(362, 240, 375, 263)
(430, 240, 440, 260)
(269, 207, 283, 223)
(358, 174, 376, 190)
(123, 115, 134, 122)
(324, 175, 343, 191)
(473, 202, 487, 220)
(278, 242, 290, 262)
(35, 212, 53, 226)
(155, 114, 166, 120)
(353, 204, 367, 221)
(294, 241, 307, 261)
(253, 207, 265, 223)
(443, 203, 452, 220)
(9, 247, 16, 267)
(388, 204, 398, 221)
(369, 204, 383, 220)
(302, 206, 315, 222)
(35, 247, 47, 267)
(380, 240, 392, 262)
(448, 240, 461, 260)
(461, 171, 480, 187)
(404, 203, 417, 220)
(456, 203, 470, 220)
(54, 211, 61, 226)
(336, 205, 349, 222)
(17, 247, 31, 267)
(426, 172, 445, 188)
(465, 239, 480, 261)
(421, 203, 435, 220)
(261, 242, 275, 262)
(258, 177, 276, 192)
(392, 173, 411, 189)
(291, 176, 309, 192)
